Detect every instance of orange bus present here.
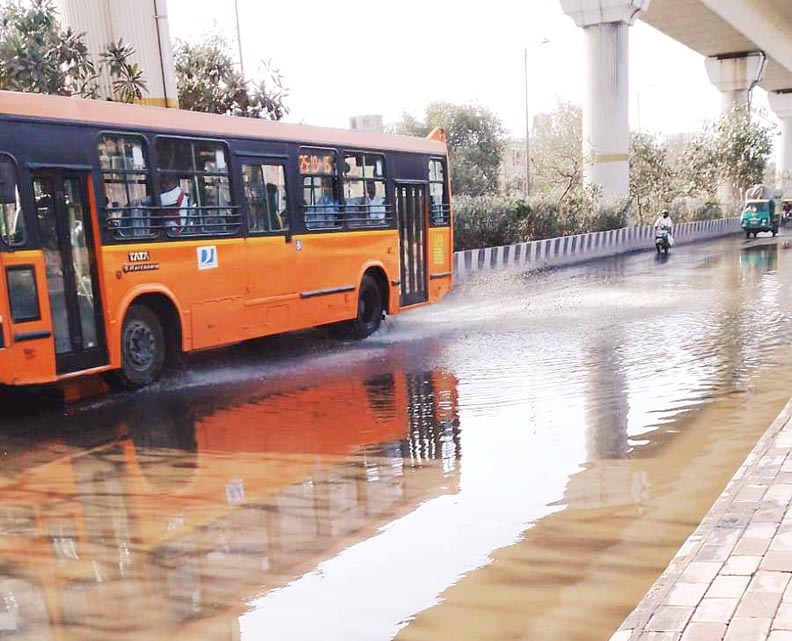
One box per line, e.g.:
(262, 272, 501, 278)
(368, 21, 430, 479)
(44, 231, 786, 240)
(0, 92, 453, 387)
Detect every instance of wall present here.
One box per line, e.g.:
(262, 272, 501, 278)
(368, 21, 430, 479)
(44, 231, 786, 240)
(452, 217, 741, 284)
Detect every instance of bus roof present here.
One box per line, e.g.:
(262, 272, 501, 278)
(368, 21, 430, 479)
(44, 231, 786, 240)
(0, 90, 447, 155)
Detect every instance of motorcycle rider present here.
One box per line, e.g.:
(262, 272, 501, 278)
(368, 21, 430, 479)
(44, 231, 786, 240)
(654, 209, 674, 247)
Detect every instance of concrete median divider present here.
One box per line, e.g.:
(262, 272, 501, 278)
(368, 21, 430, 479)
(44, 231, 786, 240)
(452, 217, 742, 284)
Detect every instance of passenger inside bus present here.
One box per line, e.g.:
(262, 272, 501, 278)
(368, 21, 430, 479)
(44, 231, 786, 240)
(305, 181, 339, 228)
(265, 182, 285, 230)
(365, 179, 386, 222)
(160, 173, 190, 234)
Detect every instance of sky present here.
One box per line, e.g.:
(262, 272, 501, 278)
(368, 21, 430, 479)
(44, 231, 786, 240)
(165, 0, 779, 141)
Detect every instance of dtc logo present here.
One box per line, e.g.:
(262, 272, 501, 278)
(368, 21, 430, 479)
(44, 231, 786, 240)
(197, 245, 218, 270)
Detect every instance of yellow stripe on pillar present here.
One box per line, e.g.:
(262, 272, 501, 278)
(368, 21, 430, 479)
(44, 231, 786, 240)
(593, 153, 629, 163)
(136, 97, 181, 109)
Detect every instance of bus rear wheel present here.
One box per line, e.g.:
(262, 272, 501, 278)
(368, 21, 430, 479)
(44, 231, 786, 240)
(117, 304, 165, 388)
(350, 274, 383, 339)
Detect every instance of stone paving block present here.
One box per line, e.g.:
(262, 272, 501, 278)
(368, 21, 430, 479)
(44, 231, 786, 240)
(766, 485, 792, 505)
(755, 508, 788, 523)
(682, 563, 724, 584)
(639, 633, 680, 641)
(696, 545, 735, 563)
(609, 631, 633, 641)
(681, 623, 727, 641)
(706, 576, 751, 599)
(691, 599, 739, 623)
(722, 555, 762, 575)
(768, 632, 792, 641)
(750, 571, 791, 593)
(775, 603, 792, 629)
(723, 617, 771, 640)
(734, 591, 783, 618)
(734, 538, 771, 556)
(665, 583, 710, 607)
(763, 553, 792, 572)
(745, 523, 780, 540)
(646, 607, 694, 632)
(736, 485, 769, 502)
(772, 534, 792, 551)
(709, 530, 743, 547)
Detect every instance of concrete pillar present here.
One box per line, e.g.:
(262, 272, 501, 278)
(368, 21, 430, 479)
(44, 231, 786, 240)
(560, 0, 650, 204)
(704, 53, 766, 114)
(768, 91, 792, 195)
(55, 0, 179, 108)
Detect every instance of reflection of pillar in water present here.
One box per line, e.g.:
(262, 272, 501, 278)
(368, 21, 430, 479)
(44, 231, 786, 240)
(403, 372, 461, 471)
(584, 335, 629, 461)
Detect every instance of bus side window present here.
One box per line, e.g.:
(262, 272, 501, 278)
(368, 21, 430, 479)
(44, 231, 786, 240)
(429, 158, 450, 226)
(242, 163, 288, 233)
(155, 138, 239, 238)
(98, 134, 153, 239)
(343, 152, 387, 228)
(0, 156, 26, 247)
(299, 148, 341, 231)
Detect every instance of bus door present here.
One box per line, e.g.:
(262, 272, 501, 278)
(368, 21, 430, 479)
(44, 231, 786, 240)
(238, 157, 298, 334)
(395, 182, 428, 306)
(31, 170, 107, 374)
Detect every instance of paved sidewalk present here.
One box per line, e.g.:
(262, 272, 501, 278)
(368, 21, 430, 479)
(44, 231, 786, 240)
(611, 398, 792, 641)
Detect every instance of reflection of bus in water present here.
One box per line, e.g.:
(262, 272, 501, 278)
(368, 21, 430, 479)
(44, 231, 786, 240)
(0, 368, 460, 640)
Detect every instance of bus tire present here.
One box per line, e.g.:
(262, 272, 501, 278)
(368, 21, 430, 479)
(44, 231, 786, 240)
(117, 304, 166, 388)
(350, 274, 383, 339)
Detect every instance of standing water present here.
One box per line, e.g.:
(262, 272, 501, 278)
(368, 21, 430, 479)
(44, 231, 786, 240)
(0, 236, 791, 640)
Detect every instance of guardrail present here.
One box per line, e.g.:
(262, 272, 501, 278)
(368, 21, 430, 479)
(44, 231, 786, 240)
(452, 217, 742, 283)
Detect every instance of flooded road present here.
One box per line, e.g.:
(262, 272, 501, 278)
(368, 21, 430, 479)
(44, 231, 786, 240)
(2, 235, 792, 640)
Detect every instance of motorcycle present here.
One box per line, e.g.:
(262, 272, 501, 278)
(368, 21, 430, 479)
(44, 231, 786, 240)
(655, 227, 671, 255)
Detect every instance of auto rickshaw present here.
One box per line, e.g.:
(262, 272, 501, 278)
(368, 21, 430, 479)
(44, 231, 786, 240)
(782, 198, 792, 227)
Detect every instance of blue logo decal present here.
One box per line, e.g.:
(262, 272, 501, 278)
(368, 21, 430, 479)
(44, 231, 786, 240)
(197, 245, 218, 270)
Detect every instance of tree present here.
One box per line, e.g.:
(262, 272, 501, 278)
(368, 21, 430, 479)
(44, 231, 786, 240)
(629, 132, 674, 224)
(391, 102, 507, 196)
(174, 32, 288, 120)
(714, 105, 775, 199)
(0, 0, 146, 103)
(674, 106, 774, 204)
(529, 100, 584, 201)
(101, 39, 147, 103)
(674, 129, 721, 200)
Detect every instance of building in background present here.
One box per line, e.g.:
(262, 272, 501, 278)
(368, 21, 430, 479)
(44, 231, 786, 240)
(500, 138, 528, 197)
(55, 0, 178, 108)
(350, 114, 384, 133)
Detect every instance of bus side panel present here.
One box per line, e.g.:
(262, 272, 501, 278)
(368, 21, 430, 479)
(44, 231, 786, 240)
(293, 230, 400, 324)
(100, 238, 248, 358)
(427, 226, 453, 303)
(0, 251, 58, 385)
(242, 235, 299, 339)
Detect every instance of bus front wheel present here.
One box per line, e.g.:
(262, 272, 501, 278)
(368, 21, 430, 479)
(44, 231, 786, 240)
(350, 275, 383, 339)
(118, 304, 166, 388)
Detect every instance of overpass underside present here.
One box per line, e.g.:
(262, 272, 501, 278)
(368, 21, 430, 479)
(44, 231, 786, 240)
(560, 0, 792, 199)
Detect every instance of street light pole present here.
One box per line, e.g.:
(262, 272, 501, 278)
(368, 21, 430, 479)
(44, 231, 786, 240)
(234, 0, 245, 79)
(524, 38, 549, 198)
(524, 47, 531, 197)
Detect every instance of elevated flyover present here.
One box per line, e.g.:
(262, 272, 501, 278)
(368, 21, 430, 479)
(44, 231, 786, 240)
(641, 0, 792, 190)
(560, 0, 792, 196)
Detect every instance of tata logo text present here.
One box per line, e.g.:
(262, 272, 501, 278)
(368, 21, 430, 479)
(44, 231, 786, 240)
(128, 251, 150, 262)
(197, 245, 218, 270)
